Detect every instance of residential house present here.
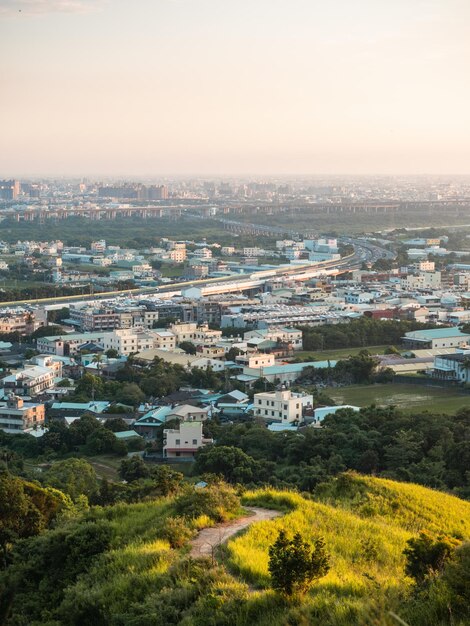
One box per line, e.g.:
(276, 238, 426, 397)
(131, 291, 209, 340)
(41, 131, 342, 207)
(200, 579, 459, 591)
(253, 389, 313, 424)
(163, 421, 213, 458)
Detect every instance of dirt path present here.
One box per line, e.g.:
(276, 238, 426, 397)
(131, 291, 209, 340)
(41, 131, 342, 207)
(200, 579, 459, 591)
(189, 507, 280, 558)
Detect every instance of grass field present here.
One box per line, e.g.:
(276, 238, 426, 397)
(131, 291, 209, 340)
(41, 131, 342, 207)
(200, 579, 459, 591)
(327, 383, 470, 413)
(295, 345, 389, 361)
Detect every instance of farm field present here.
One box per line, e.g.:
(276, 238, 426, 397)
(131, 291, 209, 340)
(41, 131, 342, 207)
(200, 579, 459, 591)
(327, 383, 470, 413)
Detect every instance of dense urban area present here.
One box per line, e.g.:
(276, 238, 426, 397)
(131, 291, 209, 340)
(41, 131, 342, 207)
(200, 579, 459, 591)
(1, 176, 470, 626)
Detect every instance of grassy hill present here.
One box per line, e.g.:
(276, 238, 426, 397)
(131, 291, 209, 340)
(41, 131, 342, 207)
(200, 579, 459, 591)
(226, 474, 470, 625)
(2, 474, 469, 626)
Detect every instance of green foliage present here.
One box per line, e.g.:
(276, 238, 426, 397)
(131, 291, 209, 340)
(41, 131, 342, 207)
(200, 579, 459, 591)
(43, 458, 99, 501)
(212, 406, 470, 495)
(119, 456, 150, 481)
(179, 341, 197, 355)
(299, 317, 433, 351)
(174, 483, 240, 522)
(0, 472, 67, 567)
(403, 530, 460, 584)
(268, 530, 330, 596)
(194, 445, 269, 484)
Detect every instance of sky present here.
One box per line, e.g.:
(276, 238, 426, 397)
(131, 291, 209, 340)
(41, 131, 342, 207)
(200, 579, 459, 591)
(1, 0, 470, 176)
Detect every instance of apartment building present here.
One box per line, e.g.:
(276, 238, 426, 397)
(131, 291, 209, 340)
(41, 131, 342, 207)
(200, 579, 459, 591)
(0, 312, 40, 335)
(3, 365, 56, 397)
(152, 329, 177, 350)
(168, 248, 186, 262)
(170, 322, 222, 346)
(401, 271, 442, 291)
(0, 396, 45, 434)
(69, 305, 122, 331)
(102, 328, 155, 357)
(253, 389, 313, 424)
(163, 421, 213, 458)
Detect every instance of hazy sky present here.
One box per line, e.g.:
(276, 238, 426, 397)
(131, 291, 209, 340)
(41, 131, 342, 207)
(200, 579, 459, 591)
(1, 0, 470, 176)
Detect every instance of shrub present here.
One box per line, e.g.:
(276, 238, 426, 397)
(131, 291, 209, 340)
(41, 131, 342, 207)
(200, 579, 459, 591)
(174, 483, 240, 522)
(268, 530, 330, 597)
(403, 530, 460, 584)
(160, 516, 194, 548)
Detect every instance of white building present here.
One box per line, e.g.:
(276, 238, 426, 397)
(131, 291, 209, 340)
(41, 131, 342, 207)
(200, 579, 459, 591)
(102, 328, 155, 356)
(402, 272, 442, 290)
(152, 329, 177, 350)
(253, 389, 313, 424)
(193, 247, 212, 259)
(235, 352, 275, 369)
(163, 421, 213, 458)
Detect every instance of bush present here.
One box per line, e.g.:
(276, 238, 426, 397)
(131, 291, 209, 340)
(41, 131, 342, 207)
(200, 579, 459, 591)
(174, 483, 240, 523)
(268, 529, 330, 597)
(160, 516, 194, 548)
(404, 530, 460, 584)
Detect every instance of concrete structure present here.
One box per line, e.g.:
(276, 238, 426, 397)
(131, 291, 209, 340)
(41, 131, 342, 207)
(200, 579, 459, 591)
(0, 396, 45, 434)
(253, 389, 313, 424)
(102, 328, 155, 357)
(163, 421, 213, 458)
(3, 364, 56, 397)
(235, 353, 276, 369)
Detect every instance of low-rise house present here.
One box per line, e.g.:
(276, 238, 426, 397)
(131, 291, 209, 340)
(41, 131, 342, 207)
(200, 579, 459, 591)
(163, 421, 213, 458)
(166, 404, 211, 422)
(235, 352, 276, 369)
(253, 389, 313, 425)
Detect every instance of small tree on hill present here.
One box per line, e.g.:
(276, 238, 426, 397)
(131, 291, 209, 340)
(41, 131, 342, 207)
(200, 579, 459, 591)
(403, 530, 460, 584)
(268, 530, 330, 597)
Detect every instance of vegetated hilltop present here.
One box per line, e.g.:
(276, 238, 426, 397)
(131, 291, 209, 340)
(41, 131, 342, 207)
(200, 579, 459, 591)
(1, 473, 469, 626)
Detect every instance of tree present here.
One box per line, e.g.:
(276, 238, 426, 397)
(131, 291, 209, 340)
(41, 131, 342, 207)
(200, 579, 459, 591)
(268, 530, 330, 597)
(442, 541, 470, 617)
(43, 458, 99, 501)
(179, 341, 197, 355)
(194, 445, 261, 484)
(119, 456, 150, 482)
(105, 348, 119, 359)
(403, 530, 460, 584)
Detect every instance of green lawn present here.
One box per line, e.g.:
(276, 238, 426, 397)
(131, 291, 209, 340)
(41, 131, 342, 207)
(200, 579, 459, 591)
(327, 383, 470, 413)
(296, 345, 389, 361)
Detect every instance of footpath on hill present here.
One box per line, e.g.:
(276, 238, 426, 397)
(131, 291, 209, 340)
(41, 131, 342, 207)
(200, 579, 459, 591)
(190, 507, 280, 558)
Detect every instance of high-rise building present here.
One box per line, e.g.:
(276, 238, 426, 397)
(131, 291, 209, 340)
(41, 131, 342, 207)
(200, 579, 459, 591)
(0, 180, 20, 200)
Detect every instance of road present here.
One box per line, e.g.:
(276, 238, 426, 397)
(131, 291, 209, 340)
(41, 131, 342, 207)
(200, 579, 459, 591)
(0, 232, 393, 309)
(189, 506, 281, 558)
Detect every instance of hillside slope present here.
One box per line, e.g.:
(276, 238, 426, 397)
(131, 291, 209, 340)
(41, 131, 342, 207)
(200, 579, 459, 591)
(2, 474, 469, 626)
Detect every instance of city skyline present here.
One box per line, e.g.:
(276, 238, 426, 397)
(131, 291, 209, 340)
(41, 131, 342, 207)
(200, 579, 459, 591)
(1, 0, 470, 176)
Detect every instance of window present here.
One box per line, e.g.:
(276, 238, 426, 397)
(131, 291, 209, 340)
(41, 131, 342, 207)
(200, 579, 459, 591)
(175, 439, 180, 445)
(284, 404, 288, 410)
(192, 439, 197, 445)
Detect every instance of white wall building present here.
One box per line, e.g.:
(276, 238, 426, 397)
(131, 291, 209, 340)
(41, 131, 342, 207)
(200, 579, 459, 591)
(163, 421, 213, 458)
(253, 389, 313, 424)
